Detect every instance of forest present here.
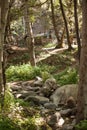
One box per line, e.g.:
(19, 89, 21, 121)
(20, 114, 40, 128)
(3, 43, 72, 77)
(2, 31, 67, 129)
(0, 0, 87, 130)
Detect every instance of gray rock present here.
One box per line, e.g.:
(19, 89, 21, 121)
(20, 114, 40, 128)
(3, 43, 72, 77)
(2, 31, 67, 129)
(11, 85, 22, 91)
(42, 78, 58, 97)
(21, 81, 31, 86)
(50, 84, 78, 106)
(24, 95, 49, 105)
(60, 109, 72, 117)
(44, 102, 57, 109)
(62, 124, 74, 130)
(29, 87, 41, 92)
(33, 77, 43, 87)
(21, 90, 36, 98)
(66, 96, 76, 108)
(22, 86, 33, 91)
(15, 90, 36, 99)
(46, 112, 61, 126)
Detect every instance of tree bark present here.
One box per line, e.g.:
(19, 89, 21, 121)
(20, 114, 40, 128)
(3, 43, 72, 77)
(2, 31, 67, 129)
(0, 0, 9, 94)
(59, 0, 73, 50)
(50, 0, 62, 48)
(24, 0, 36, 66)
(76, 0, 87, 122)
(5, 0, 15, 44)
(74, 0, 81, 62)
(0, 1, 2, 94)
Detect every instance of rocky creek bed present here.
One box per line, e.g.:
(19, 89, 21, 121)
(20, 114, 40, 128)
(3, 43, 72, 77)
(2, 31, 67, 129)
(7, 77, 78, 130)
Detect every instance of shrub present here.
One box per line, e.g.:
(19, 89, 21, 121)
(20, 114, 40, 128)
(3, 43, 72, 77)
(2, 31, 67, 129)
(6, 64, 41, 82)
(0, 117, 21, 130)
(75, 120, 87, 130)
(21, 117, 37, 130)
(41, 71, 52, 82)
(54, 67, 78, 86)
(6, 64, 55, 82)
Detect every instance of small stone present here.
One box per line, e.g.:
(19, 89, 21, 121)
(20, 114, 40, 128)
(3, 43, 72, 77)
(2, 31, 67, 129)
(57, 117, 65, 127)
(46, 112, 61, 127)
(33, 77, 43, 87)
(44, 102, 57, 109)
(20, 90, 36, 98)
(11, 85, 22, 91)
(60, 109, 72, 117)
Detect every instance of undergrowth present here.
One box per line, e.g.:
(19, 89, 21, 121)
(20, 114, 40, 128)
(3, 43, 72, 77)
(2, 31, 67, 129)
(75, 120, 87, 130)
(6, 64, 41, 82)
(6, 64, 78, 85)
(0, 87, 46, 130)
(54, 67, 78, 86)
(6, 64, 55, 82)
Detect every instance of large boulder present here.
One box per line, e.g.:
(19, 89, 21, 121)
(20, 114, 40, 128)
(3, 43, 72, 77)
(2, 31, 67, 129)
(41, 78, 58, 97)
(50, 84, 78, 106)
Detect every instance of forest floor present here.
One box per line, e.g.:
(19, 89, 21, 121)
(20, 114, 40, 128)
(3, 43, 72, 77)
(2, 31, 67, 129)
(6, 43, 78, 67)
(4, 43, 79, 130)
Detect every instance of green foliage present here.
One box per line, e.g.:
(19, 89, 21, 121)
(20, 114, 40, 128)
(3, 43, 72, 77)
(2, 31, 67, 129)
(15, 99, 30, 107)
(21, 117, 37, 130)
(4, 87, 15, 111)
(0, 115, 38, 130)
(6, 64, 78, 86)
(54, 67, 78, 86)
(44, 42, 56, 48)
(0, 117, 20, 130)
(6, 64, 41, 82)
(75, 120, 87, 130)
(39, 64, 57, 74)
(41, 71, 52, 82)
(6, 64, 56, 82)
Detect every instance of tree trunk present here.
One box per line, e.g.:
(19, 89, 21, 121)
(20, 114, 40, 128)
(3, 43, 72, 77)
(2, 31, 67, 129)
(24, 0, 36, 66)
(76, 0, 87, 122)
(0, 2, 3, 94)
(50, 0, 62, 48)
(59, 0, 73, 50)
(74, 0, 81, 62)
(0, 0, 9, 108)
(5, 0, 14, 44)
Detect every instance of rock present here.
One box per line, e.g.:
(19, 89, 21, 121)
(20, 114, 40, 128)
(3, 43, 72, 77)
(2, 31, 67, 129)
(46, 112, 64, 129)
(15, 93, 22, 98)
(29, 87, 41, 92)
(24, 95, 49, 105)
(11, 85, 22, 91)
(21, 90, 36, 98)
(44, 102, 57, 109)
(22, 85, 33, 91)
(42, 78, 58, 97)
(21, 80, 34, 86)
(66, 96, 76, 108)
(50, 84, 78, 106)
(46, 112, 61, 126)
(33, 77, 43, 87)
(62, 119, 76, 130)
(57, 117, 65, 127)
(60, 109, 72, 117)
(60, 108, 77, 117)
(62, 124, 74, 130)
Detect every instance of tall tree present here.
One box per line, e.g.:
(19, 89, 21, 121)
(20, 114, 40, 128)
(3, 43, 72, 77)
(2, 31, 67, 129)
(23, 0, 36, 66)
(0, 0, 9, 107)
(5, 0, 15, 44)
(77, 0, 87, 122)
(50, 0, 62, 48)
(74, 0, 81, 62)
(59, 0, 73, 50)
